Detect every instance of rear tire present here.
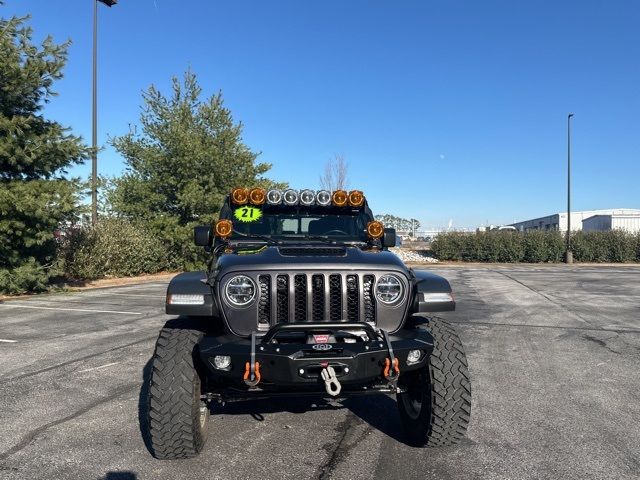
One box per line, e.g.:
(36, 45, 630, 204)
(147, 327, 209, 459)
(397, 317, 471, 446)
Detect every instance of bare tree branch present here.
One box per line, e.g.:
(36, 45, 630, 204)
(319, 154, 348, 191)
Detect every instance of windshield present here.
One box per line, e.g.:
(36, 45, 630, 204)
(225, 205, 371, 242)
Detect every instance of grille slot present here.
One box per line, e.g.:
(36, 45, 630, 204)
(312, 275, 325, 321)
(258, 275, 270, 325)
(276, 275, 289, 323)
(363, 275, 376, 324)
(329, 274, 342, 320)
(346, 275, 359, 321)
(294, 274, 307, 321)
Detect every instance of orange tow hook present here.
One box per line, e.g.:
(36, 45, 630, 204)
(243, 361, 261, 387)
(383, 358, 400, 379)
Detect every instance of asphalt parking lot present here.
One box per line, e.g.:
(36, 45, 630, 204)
(0, 265, 639, 480)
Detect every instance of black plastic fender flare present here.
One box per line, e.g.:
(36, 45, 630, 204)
(165, 271, 217, 317)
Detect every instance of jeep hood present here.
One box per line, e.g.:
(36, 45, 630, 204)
(212, 245, 408, 275)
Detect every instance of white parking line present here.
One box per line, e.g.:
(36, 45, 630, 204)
(78, 362, 120, 373)
(0, 304, 143, 315)
(95, 293, 163, 298)
(0, 339, 18, 343)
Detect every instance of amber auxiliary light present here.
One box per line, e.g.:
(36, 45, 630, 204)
(249, 188, 266, 205)
(231, 188, 249, 205)
(215, 219, 233, 238)
(367, 220, 384, 239)
(332, 190, 348, 207)
(348, 190, 364, 207)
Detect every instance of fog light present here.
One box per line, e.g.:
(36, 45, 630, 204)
(407, 349, 422, 365)
(213, 355, 231, 370)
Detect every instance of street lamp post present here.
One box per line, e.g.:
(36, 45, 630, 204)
(91, 0, 117, 226)
(565, 113, 574, 264)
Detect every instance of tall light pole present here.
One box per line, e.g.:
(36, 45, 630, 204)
(92, 0, 117, 225)
(565, 113, 574, 264)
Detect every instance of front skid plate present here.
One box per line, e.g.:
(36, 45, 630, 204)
(198, 325, 434, 388)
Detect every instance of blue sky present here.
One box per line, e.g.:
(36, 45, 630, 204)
(4, 0, 640, 229)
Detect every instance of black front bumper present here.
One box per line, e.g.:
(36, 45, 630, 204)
(198, 322, 434, 394)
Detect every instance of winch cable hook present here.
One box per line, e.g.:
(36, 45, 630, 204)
(321, 366, 341, 397)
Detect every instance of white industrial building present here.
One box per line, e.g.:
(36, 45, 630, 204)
(509, 209, 640, 233)
(582, 213, 640, 233)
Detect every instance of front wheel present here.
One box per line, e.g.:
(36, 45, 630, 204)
(147, 327, 209, 459)
(397, 317, 471, 446)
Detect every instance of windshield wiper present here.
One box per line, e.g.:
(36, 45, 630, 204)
(232, 230, 281, 245)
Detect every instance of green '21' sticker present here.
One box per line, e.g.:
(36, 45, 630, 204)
(234, 206, 263, 223)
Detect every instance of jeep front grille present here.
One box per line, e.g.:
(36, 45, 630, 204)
(256, 272, 377, 325)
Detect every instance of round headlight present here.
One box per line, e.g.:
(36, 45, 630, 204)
(225, 275, 256, 306)
(375, 275, 403, 304)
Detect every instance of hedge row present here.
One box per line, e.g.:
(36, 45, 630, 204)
(59, 218, 171, 280)
(431, 230, 640, 263)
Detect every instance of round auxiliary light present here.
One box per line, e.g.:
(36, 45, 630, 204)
(375, 274, 403, 304)
(225, 275, 256, 306)
(266, 189, 283, 205)
(332, 190, 348, 207)
(249, 188, 266, 205)
(316, 190, 331, 206)
(366, 220, 384, 239)
(283, 189, 299, 206)
(215, 219, 233, 238)
(300, 189, 316, 206)
(348, 190, 364, 207)
(231, 188, 249, 205)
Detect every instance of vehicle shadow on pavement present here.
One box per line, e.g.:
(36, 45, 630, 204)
(342, 394, 410, 445)
(98, 472, 138, 479)
(217, 396, 345, 419)
(213, 393, 412, 446)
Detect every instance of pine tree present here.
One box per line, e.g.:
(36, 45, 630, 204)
(109, 70, 284, 269)
(0, 9, 89, 293)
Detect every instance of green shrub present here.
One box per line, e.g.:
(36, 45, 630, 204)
(545, 231, 565, 262)
(0, 258, 51, 294)
(606, 230, 636, 262)
(431, 230, 639, 263)
(60, 218, 170, 280)
(572, 230, 637, 262)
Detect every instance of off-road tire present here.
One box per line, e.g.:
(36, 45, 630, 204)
(147, 327, 209, 459)
(397, 316, 471, 446)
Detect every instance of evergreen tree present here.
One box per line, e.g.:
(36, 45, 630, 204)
(0, 8, 89, 293)
(109, 70, 284, 268)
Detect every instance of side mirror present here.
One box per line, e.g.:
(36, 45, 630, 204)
(382, 228, 396, 248)
(194, 225, 212, 247)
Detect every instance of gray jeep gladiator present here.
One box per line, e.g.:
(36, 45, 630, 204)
(145, 188, 471, 459)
